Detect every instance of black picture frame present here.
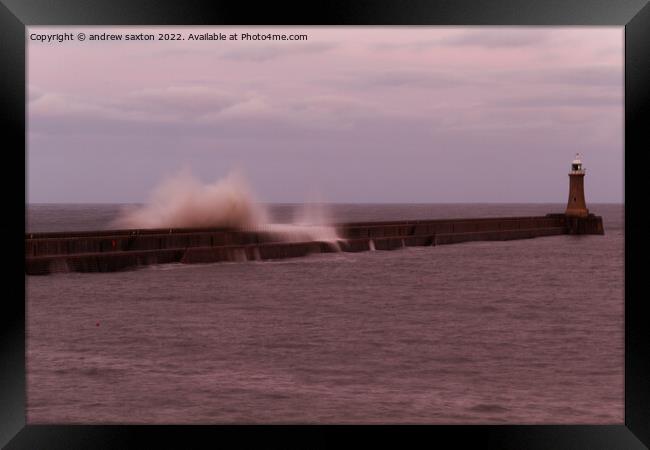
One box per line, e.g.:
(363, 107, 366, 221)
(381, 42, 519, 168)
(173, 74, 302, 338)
(2, 0, 649, 448)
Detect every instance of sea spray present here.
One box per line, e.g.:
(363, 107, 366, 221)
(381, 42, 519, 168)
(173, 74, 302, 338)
(113, 169, 343, 247)
(113, 169, 268, 230)
(263, 201, 343, 250)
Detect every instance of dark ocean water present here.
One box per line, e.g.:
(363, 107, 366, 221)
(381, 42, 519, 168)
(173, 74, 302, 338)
(26, 203, 624, 424)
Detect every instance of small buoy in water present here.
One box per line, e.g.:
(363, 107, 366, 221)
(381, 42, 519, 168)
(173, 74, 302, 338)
(96, 322, 100, 327)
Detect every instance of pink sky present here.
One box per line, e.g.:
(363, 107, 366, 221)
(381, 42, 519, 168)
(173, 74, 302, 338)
(27, 27, 623, 203)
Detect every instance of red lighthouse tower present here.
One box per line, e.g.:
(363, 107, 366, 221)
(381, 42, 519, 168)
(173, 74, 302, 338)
(565, 153, 589, 218)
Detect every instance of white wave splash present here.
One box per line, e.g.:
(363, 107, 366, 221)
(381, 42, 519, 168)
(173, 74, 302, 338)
(113, 169, 343, 246)
(113, 169, 268, 230)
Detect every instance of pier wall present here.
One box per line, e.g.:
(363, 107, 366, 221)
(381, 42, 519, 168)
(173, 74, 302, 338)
(25, 214, 604, 275)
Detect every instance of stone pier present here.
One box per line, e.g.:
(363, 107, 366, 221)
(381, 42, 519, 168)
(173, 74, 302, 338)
(25, 214, 604, 275)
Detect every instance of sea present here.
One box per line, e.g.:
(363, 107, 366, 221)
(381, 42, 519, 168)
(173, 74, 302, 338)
(26, 203, 624, 424)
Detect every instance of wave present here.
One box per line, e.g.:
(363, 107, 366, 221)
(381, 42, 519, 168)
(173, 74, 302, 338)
(113, 168, 342, 244)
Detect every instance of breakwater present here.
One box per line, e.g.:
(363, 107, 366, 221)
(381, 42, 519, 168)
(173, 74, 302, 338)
(25, 214, 604, 275)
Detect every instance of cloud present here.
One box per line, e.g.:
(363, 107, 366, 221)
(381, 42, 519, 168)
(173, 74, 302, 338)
(221, 42, 337, 62)
(146, 47, 213, 58)
(372, 29, 553, 51)
(197, 95, 276, 122)
(489, 93, 622, 109)
(125, 86, 241, 115)
(145, 42, 337, 62)
(535, 66, 622, 87)
(462, 65, 623, 89)
(325, 69, 471, 90)
(370, 39, 441, 51)
(29, 93, 124, 119)
(27, 84, 388, 138)
(289, 95, 377, 115)
(441, 29, 553, 48)
(28, 85, 259, 124)
(281, 95, 389, 129)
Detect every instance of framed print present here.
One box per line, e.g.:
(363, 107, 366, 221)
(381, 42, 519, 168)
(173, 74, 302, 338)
(2, 0, 649, 448)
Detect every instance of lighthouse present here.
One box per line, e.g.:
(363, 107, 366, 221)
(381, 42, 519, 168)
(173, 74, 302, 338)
(565, 153, 589, 218)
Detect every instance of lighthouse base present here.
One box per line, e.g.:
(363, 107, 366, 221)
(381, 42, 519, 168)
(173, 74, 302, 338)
(565, 214, 605, 235)
(545, 213, 605, 235)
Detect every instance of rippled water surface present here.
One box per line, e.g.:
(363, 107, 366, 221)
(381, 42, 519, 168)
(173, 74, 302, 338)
(26, 203, 624, 423)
